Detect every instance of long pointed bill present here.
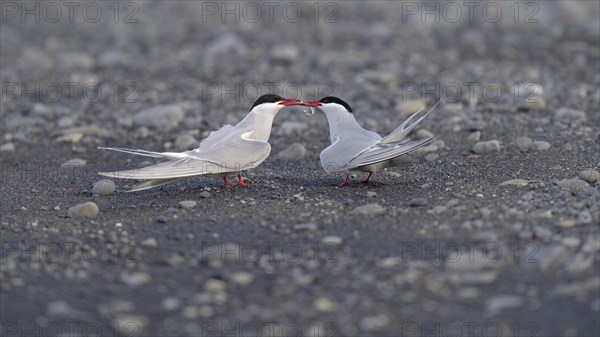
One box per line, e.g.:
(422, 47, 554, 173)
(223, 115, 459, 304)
(303, 101, 322, 108)
(278, 99, 303, 107)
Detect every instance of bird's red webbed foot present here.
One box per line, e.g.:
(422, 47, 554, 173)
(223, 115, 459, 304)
(237, 174, 253, 188)
(339, 173, 350, 187)
(223, 176, 238, 187)
(361, 172, 373, 184)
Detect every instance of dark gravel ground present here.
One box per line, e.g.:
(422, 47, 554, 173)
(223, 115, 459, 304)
(1, 1, 599, 336)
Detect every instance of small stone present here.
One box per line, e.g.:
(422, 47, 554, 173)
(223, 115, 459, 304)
(579, 170, 599, 183)
(68, 202, 99, 218)
(534, 226, 553, 240)
(467, 131, 481, 141)
(466, 120, 486, 131)
(204, 279, 226, 293)
(360, 314, 390, 331)
(114, 315, 145, 334)
(366, 191, 377, 198)
(399, 100, 425, 115)
(558, 219, 576, 229)
(230, 272, 254, 286)
(141, 238, 159, 248)
(293, 223, 317, 231)
(270, 44, 299, 64)
(558, 178, 590, 192)
(424, 153, 439, 162)
(515, 136, 532, 151)
(472, 231, 498, 242)
(577, 210, 592, 225)
(121, 272, 151, 286)
(62, 158, 86, 167)
(92, 179, 116, 196)
(178, 200, 197, 208)
(199, 191, 211, 198)
(486, 295, 523, 316)
(529, 141, 551, 151)
(274, 143, 307, 161)
(500, 179, 529, 187)
(561, 237, 581, 248)
(351, 203, 385, 215)
(554, 108, 587, 123)
(57, 51, 95, 70)
(161, 297, 180, 312)
(175, 134, 198, 150)
(472, 140, 500, 154)
(133, 105, 184, 129)
(156, 215, 168, 223)
(409, 198, 428, 207)
(415, 129, 434, 139)
(519, 97, 546, 111)
(314, 297, 335, 312)
(321, 236, 343, 246)
(56, 132, 84, 144)
(0, 142, 15, 152)
(537, 245, 568, 271)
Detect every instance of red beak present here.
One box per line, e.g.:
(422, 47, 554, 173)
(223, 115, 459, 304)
(303, 101, 322, 108)
(278, 99, 303, 107)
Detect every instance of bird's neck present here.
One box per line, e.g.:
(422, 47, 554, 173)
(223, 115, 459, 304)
(239, 107, 279, 141)
(324, 111, 362, 142)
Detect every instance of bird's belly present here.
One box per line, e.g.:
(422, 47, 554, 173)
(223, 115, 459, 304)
(355, 160, 390, 172)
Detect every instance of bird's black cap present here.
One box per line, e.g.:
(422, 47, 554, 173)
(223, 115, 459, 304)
(319, 96, 352, 112)
(250, 94, 285, 110)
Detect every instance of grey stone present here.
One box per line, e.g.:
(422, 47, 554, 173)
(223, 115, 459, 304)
(466, 120, 486, 131)
(537, 245, 568, 271)
(293, 223, 318, 231)
(486, 295, 524, 316)
(415, 129, 434, 139)
(529, 141, 551, 151)
(467, 131, 481, 141)
(134, 105, 184, 129)
(321, 236, 343, 245)
(92, 180, 116, 196)
(558, 178, 590, 191)
(270, 44, 299, 64)
(472, 140, 500, 154)
(274, 143, 307, 161)
(141, 238, 159, 248)
(199, 191, 211, 198)
(515, 136, 533, 151)
(351, 203, 385, 215)
(68, 202, 99, 218)
(57, 52, 95, 70)
(409, 198, 428, 207)
(179, 200, 197, 208)
(554, 108, 587, 123)
(175, 134, 198, 150)
(62, 158, 87, 167)
(0, 143, 15, 152)
(579, 170, 599, 183)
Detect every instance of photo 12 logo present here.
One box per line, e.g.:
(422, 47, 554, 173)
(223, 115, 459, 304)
(401, 1, 539, 24)
(200, 1, 339, 23)
(1, 1, 139, 23)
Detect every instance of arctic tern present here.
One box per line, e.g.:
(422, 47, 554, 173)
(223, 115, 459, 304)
(304, 96, 438, 186)
(99, 94, 303, 191)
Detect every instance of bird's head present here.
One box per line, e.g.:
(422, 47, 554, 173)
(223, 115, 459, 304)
(249, 94, 303, 115)
(304, 96, 353, 115)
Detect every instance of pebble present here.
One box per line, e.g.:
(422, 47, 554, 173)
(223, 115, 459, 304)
(62, 158, 86, 167)
(409, 198, 428, 207)
(199, 191, 211, 198)
(472, 140, 500, 154)
(321, 236, 343, 246)
(293, 223, 318, 231)
(554, 108, 587, 123)
(577, 210, 592, 225)
(558, 219, 576, 229)
(270, 44, 299, 64)
(515, 136, 533, 151)
(519, 97, 546, 111)
(133, 105, 184, 129)
(121, 272, 151, 286)
(534, 226, 553, 240)
(466, 120, 486, 131)
(558, 178, 590, 191)
(156, 215, 168, 223)
(68, 202, 99, 218)
(500, 179, 529, 187)
(203, 33, 247, 68)
(204, 279, 226, 293)
(529, 141, 551, 151)
(161, 297, 180, 312)
(424, 153, 438, 162)
(366, 191, 377, 198)
(486, 295, 523, 316)
(351, 203, 385, 215)
(399, 100, 425, 115)
(230, 271, 254, 286)
(175, 134, 198, 150)
(472, 231, 498, 242)
(92, 179, 116, 196)
(178, 200, 197, 208)
(415, 129, 434, 139)
(141, 238, 159, 248)
(274, 143, 307, 161)
(114, 315, 145, 334)
(56, 132, 84, 144)
(467, 131, 481, 141)
(561, 237, 581, 248)
(314, 297, 335, 312)
(0, 142, 15, 152)
(360, 314, 390, 331)
(579, 170, 599, 183)
(57, 51, 95, 70)
(537, 245, 568, 271)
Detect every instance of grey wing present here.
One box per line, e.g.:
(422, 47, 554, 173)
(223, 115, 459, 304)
(193, 124, 235, 152)
(347, 137, 435, 169)
(320, 135, 381, 174)
(99, 132, 271, 180)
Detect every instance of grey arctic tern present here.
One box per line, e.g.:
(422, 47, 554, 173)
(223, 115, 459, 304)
(99, 94, 303, 191)
(304, 96, 438, 186)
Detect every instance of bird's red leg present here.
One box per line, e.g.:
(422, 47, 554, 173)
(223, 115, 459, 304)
(237, 174, 253, 188)
(361, 172, 373, 184)
(339, 173, 350, 187)
(223, 176, 238, 187)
